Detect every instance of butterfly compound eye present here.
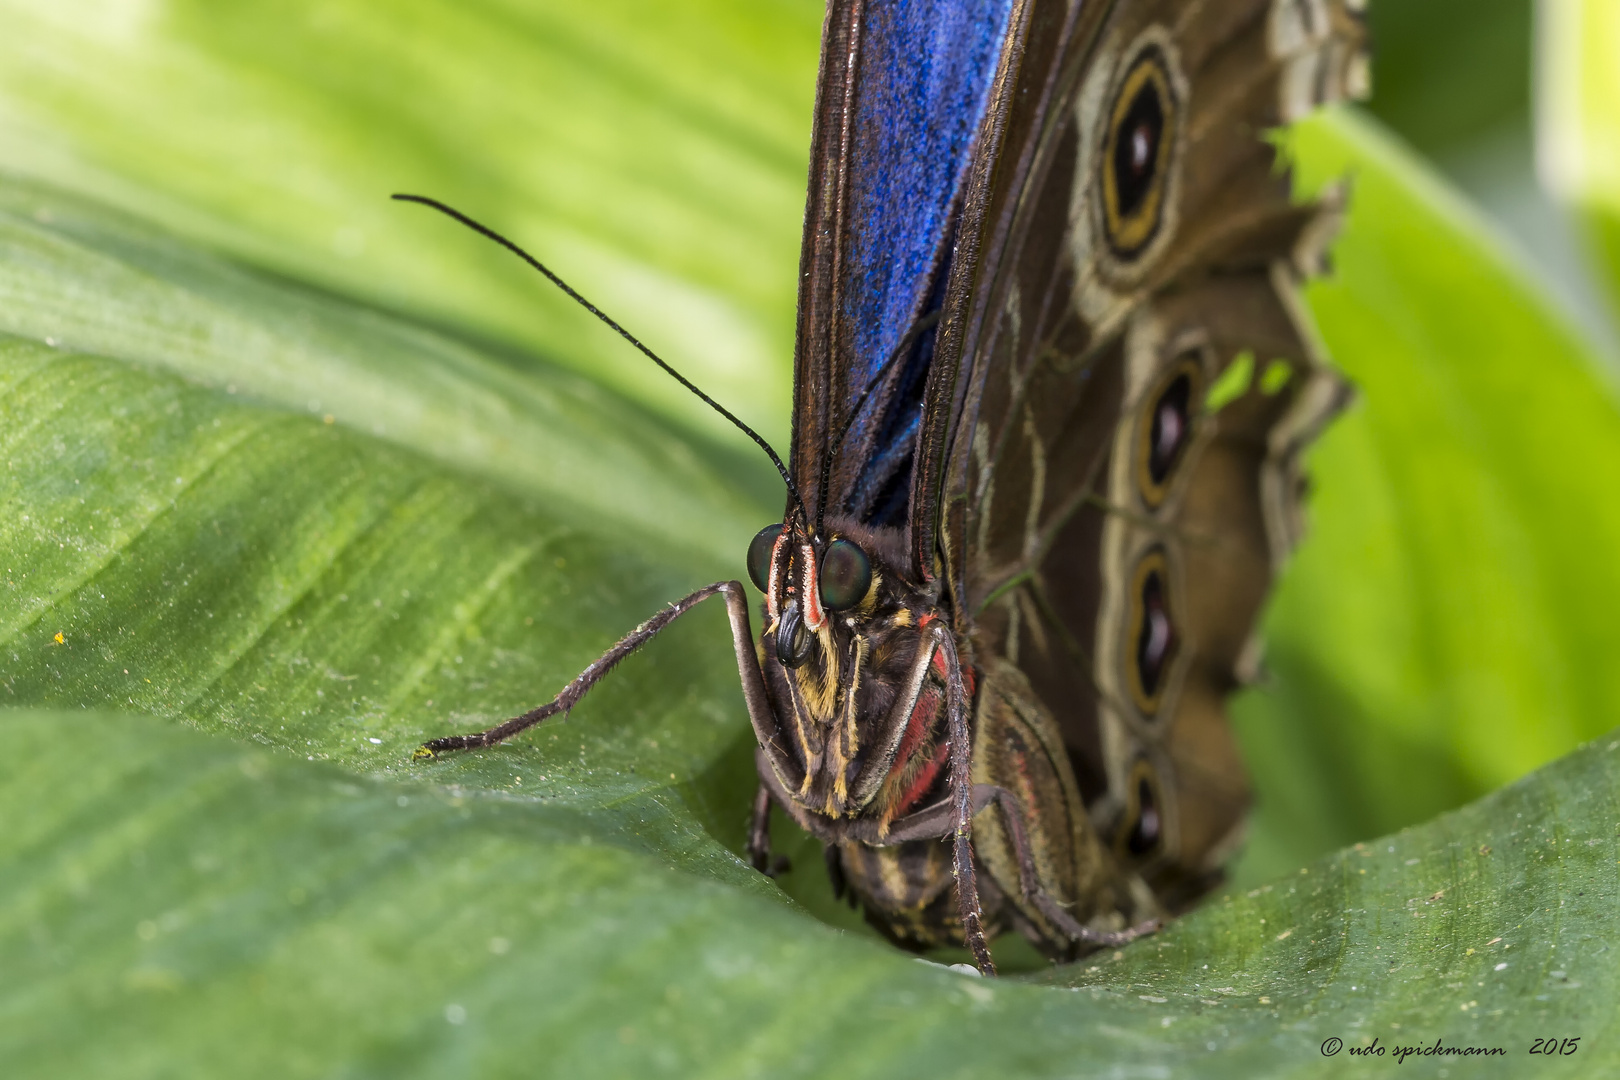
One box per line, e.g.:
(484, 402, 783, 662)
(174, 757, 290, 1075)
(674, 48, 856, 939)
(747, 524, 784, 592)
(818, 539, 872, 612)
(1102, 47, 1176, 258)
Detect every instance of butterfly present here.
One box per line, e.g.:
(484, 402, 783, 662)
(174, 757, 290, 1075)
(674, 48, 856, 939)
(402, 0, 1367, 975)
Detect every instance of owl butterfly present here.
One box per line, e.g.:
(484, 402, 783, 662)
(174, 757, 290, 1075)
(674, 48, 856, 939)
(410, 0, 1367, 975)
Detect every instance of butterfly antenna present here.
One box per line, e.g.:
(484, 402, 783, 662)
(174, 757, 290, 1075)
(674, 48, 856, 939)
(393, 193, 810, 530)
(814, 308, 942, 537)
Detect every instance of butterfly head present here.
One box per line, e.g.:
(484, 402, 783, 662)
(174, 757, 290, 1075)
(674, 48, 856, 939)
(746, 521, 876, 670)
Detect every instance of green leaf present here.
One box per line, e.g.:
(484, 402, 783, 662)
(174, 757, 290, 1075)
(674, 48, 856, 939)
(0, 180, 774, 563)
(1204, 349, 1254, 413)
(0, 0, 819, 453)
(7, 705, 1619, 1076)
(0, 289, 753, 795)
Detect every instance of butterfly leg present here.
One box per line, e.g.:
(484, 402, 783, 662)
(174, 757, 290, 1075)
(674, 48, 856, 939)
(823, 844, 857, 906)
(933, 627, 997, 976)
(747, 784, 792, 877)
(976, 784, 1160, 948)
(415, 580, 777, 758)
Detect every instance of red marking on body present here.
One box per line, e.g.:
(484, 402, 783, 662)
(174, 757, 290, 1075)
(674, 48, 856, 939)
(927, 649, 975, 697)
(1013, 746, 1036, 811)
(890, 683, 940, 785)
(881, 637, 983, 815)
(896, 739, 952, 817)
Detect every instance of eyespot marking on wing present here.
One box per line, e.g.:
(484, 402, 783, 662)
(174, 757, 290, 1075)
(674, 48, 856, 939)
(1117, 758, 1166, 859)
(1125, 548, 1178, 713)
(1134, 354, 1203, 508)
(1101, 45, 1178, 259)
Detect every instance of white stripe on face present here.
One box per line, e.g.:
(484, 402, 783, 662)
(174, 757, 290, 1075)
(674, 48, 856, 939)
(799, 540, 826, 631)
(764, 530, 791, 623)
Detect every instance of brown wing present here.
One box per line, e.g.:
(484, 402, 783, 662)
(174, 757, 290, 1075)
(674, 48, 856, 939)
(924, 0, 1367, 912)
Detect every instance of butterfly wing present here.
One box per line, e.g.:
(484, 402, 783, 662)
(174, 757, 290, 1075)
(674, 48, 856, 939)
(781, 0, 1365, 952)
(920, 0, 1367, 911)
(791, 0, 1023, 561)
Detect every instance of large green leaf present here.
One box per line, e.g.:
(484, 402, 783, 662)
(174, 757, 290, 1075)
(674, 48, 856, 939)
(0, 0, 819, 453)
(0, 207, 755, 783)
(0, 180, 773, 563)
(6, 706, 1618, 1077)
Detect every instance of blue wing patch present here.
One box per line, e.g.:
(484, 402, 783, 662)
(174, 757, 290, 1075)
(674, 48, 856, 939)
(839, 0, 1016, 525)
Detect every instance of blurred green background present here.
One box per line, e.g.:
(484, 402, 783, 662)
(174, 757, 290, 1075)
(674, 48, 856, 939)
(2, 0, 1620, 1073)
(1366, 0, 1617, 358)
